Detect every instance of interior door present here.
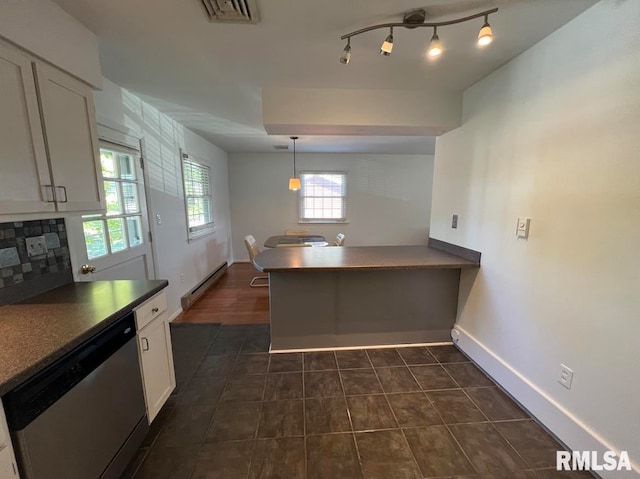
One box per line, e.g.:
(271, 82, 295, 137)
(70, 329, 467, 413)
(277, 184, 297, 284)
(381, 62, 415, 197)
(66, 138, 156, 281)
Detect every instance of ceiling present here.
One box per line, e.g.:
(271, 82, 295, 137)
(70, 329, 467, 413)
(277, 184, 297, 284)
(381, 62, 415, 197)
(54, 0, 597, 154)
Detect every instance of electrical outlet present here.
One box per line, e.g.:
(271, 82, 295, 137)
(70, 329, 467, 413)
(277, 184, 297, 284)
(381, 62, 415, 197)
(26, 235, 47, 257)
(558, 364, 574, 389)
(452, 214, 458, 229)
(156, 214, 162, 225)
(180, 273, 185, 283)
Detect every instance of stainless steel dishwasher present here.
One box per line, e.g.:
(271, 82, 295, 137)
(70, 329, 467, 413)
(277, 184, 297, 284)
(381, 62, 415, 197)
(3, 312, 148, 479)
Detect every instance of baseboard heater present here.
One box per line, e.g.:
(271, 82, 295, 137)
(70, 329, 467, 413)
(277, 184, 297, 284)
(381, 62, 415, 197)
(180, 262, 228, 311)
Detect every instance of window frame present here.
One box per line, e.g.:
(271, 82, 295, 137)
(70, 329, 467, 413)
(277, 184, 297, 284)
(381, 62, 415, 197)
(297, 171, 348, 224)
(181, 151, 215, 241)
(81, 142, 146, 260)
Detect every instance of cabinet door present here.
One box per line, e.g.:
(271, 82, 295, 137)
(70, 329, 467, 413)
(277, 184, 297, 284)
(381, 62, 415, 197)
(1, 399, 19, 478)
(34, 62, 103, 212)
(0, 448, 19, 478)
(0, 41, 54, 214)
(137, 315, 176, 423)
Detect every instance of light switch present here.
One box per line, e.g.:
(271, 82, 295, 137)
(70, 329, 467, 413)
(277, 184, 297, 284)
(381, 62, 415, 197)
(516, 218, 530, 238)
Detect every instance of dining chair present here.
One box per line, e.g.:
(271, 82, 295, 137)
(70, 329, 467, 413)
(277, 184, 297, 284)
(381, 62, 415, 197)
(334, 233, 346, 246)
(275, 243, 311, 247)
(244, 234, 269, 287)
(284, 228, 310, 235)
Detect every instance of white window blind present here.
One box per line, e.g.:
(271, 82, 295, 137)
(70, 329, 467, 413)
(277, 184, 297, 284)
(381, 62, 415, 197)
(182, 153, 214, 239)
(299, 172, 347, 222)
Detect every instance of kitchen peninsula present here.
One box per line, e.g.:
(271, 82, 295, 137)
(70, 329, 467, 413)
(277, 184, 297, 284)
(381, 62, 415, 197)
(254, 239, 480, 350)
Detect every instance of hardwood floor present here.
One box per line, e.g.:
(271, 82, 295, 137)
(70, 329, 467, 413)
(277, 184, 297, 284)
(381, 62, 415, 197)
(174, 263, 270, 325)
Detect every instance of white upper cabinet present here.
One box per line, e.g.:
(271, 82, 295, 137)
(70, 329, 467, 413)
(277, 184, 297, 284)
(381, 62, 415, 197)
(0, 41, 53, 214)
(34, 62, 102, 212)
(0, 39, 103, 216)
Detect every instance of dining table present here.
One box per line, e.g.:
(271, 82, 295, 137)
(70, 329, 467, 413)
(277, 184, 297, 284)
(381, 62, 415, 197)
(264, 235, 328, 248)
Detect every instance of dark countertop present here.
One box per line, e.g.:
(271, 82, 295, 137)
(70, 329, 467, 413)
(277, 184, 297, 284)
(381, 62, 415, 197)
(0, 280, 168, 397)
(254, 245, 480, 272)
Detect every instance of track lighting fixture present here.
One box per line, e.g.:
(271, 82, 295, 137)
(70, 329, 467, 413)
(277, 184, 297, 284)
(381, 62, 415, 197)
(339, 38, 351, 64)
(340, 7, 498, 64)
(380, 27, 393, 56)
(428, 27, 442, 57)
(477, 15, 493, 46)
(288, 136, 301, 191)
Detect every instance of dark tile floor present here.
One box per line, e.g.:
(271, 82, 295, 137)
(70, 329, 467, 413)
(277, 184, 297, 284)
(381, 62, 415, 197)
(122, 324, 593, 479)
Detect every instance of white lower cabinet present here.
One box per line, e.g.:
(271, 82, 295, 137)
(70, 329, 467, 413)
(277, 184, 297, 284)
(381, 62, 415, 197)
(0, 401, 19, 478)
(134, 290, 176, 423)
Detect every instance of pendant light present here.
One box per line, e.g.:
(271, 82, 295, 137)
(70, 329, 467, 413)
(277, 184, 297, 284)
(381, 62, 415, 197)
(288, 136, 301, 191)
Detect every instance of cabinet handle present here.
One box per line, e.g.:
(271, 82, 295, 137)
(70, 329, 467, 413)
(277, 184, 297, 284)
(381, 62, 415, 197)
(152, 307, 159, 314)
(142, 337, 150, 351)
(42, 185, 56, 203)
(56, 185, 68, 203)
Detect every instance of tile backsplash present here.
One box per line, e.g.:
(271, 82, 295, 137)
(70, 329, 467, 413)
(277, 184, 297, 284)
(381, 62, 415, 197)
(0, 219, 72, 304)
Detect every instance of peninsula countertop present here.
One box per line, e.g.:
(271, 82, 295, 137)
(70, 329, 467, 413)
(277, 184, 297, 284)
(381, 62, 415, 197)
(254, 245, 480, 273)
(0, 279, 168, 397)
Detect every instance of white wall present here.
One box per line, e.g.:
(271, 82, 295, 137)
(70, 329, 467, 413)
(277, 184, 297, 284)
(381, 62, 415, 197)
(0, 0, 101, 87)
(262, 87, 461, 136)
(431, 0, 639, 475)
(94, 78, 233, 319)
(229, 152, 433, 261)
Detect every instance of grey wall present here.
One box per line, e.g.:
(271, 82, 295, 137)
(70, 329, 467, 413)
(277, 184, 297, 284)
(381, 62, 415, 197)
(229, 152, 434, 261)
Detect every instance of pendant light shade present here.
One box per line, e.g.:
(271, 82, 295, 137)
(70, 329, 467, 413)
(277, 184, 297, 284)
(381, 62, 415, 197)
(289, 178, 301, 191)
(288, 136, 300, 191)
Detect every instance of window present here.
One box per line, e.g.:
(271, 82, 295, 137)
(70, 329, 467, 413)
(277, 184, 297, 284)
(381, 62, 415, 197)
(82, 146, 144, 260)
(299, 172, 347, 222)
(182, 152, 215, 240)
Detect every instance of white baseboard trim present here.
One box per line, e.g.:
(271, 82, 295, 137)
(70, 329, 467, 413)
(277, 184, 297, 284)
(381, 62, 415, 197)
(269, 341, 452, 354)
(454, 326, 639, 478)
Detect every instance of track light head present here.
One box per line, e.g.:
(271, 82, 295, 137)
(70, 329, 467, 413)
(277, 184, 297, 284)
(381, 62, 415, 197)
(340, 39, 351, 64)
(428, 29, 442, 57)
(380, 27, 393, 56)
(477, 17, 493, 46)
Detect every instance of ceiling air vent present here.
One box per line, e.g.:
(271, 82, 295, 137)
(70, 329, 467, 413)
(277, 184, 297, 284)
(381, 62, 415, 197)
(201, 0, 259, 24)
(273, 145, 289, 150)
